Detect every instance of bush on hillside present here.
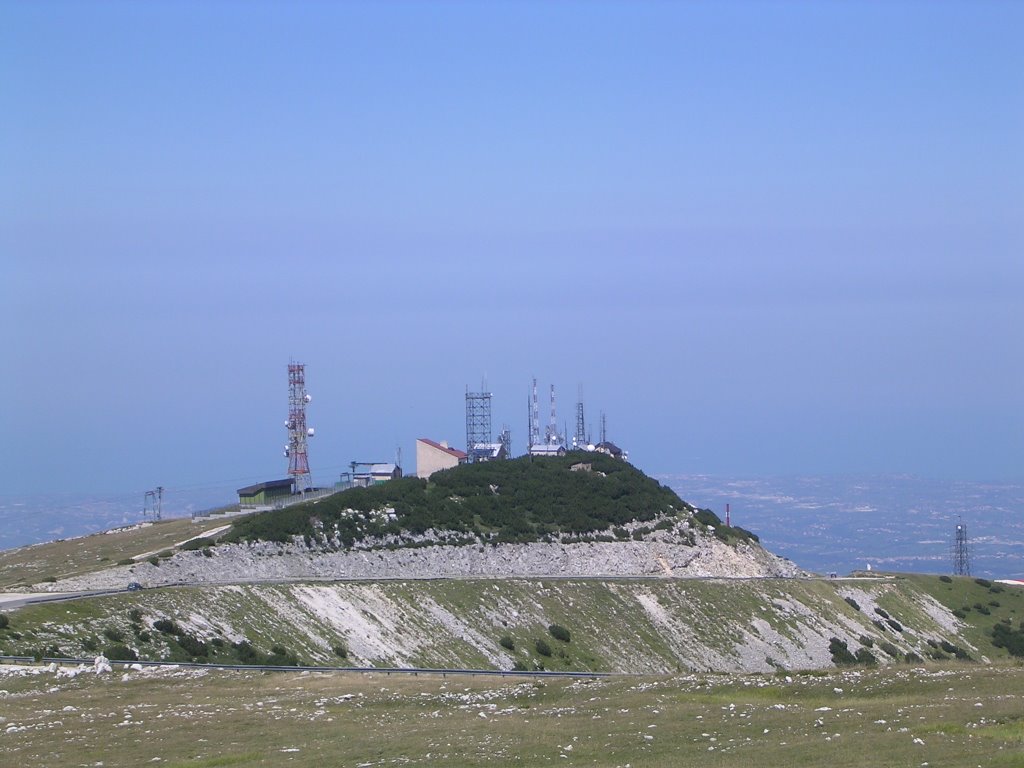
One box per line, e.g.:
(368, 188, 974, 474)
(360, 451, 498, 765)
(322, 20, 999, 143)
(854, 647, 877, 665)
(499, 635, 515, 651)
(534, 638, 553, 657)
(0, 613, 9, 630)
(939, 575, 952, 583)
(153, 618, 179, 635)
(104, 644, 138, 662)
(992, 622, 1024, 657)
(828, 637, 857, 666)
(548, 624, 571, 643)
(180, 537, 214, 552)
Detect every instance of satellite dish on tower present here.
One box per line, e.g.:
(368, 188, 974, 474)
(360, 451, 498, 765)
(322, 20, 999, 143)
(307, 427, 315, 437)
(304, 394, 312, 403)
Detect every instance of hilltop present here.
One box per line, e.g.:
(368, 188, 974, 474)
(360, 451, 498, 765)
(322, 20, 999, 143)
(23, 454, 801, 592)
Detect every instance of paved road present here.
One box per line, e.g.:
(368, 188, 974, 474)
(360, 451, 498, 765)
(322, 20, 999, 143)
(0, 589, 126, 611)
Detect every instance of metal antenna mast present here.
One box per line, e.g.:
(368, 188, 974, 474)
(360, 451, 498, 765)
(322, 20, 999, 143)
(143, 486, 163, 520)
(498, 424, 511, 458)
(953, 519, 971, 576)
(465, 380, 492, 463)
(529, 378, 541, 450)
(600, 411, 607, 444)
(285, 362, 313, 493)
(574, 385, 586, 449)
(545, 384, 560, 446)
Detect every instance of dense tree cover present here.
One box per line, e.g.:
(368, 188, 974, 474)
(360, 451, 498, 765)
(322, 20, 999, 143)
(223, 452, 690, 547)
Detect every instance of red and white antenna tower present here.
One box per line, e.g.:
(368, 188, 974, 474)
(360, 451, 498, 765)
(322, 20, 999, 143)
(285, 362, 313, 492)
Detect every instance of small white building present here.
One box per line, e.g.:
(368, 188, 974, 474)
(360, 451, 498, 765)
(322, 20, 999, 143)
(416, 438, 468, 479)
(468, 442, 507, 462)
(528, 443, 566, 457)
(353, 463, 402, 487)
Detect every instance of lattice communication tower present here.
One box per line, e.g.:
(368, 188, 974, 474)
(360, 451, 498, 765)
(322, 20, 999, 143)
(465, 384, 492, 463)
(574, 386, 587, 449)
(285, 362, 314, 492)
(528, 378, 541, 450)
(545, 384, 563, 447)
(952, 520, 971, 577)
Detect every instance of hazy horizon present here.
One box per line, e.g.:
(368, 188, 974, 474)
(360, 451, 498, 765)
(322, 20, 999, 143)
(3, 2, 1021, 496)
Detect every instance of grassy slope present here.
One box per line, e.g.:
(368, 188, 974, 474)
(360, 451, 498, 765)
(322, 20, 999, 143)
(1, 663, 1022, 768)
(0, 518, 229, 590)
(3, 576, 1021, 672)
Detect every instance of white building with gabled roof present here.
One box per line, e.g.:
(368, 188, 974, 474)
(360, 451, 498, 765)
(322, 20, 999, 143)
(416, 438, 468, 479)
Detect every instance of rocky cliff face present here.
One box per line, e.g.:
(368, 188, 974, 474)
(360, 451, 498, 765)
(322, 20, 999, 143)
(38, 522, 804, 592)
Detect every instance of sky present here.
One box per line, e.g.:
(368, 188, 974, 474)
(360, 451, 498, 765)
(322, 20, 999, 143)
(2, 1, 1022, 500)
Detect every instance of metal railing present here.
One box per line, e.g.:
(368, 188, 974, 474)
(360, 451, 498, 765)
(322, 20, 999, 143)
(0, 655, 610, 679)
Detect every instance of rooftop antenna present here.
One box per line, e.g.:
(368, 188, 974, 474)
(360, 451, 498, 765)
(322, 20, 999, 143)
(465, 378, 493, 463)
(286, 361, 313, 493)
(498, 424, 511, 459)
(953, 518, 971, 576)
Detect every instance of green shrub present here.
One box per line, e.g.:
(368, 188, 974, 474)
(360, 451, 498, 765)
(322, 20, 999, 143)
(880, 641, 900, 658)
(886, 618, 904, 633)
(266, 645, 299, 666)
(153, 618, 179, 635)
(548, 624, 571, 643)
(939, 575, 952, 583)
(991, 622, 1024, 657)
(874, 607, 890, 619)
(82, 637, 98, 652)
(104, 644, 138, 662)
(534, 638, 553, 657)
(905, 652, 923, 664)
(974, 578, 992, 589)
(117, 558, 135, 566)
(844, 597, 861, 612)
(499, 635, 515, 651)
(939, 640, 972, 660)
(102, 627, 124, 643)
(333, 644, 348, 659)
(147, 557, 160, 566)
(0, 613, 9, 630)
(952, 609, 967, 619)
(854, 647, 877, 665)
(175, 633, 208, 659)
(128, 608, 143, 624)
(828, 637, 857, 666)
(41, 576, 57, 583)
(180, 537, 213, 552)
(858, 635, 874, 648)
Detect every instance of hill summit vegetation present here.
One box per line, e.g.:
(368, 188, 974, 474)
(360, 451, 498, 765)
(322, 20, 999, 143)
(223, 452, 757, 549)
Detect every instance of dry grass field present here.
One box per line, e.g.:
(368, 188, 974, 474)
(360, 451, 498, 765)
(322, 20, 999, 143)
(1, 661, 1022, 768)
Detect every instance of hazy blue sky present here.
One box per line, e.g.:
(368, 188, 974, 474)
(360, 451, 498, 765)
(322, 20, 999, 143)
(2, 1, 1022, 498)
